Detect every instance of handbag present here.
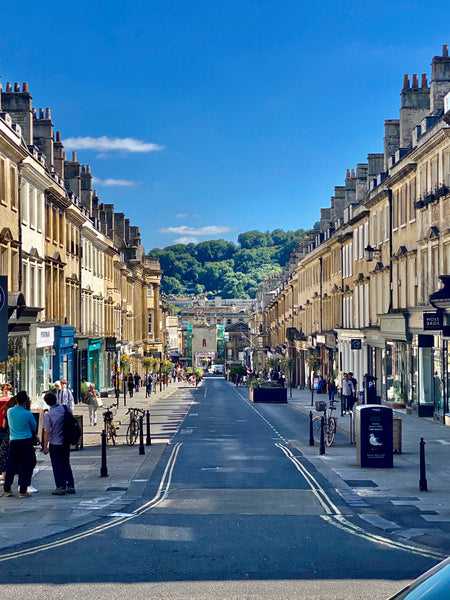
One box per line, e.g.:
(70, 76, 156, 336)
(93, 395, 103, 408)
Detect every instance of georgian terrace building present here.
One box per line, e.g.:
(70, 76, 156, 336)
(253, 45, 450, 424)
(0, 80, 165, 403)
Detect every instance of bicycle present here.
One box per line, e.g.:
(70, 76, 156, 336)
(312, 400, 337, 447)
(125, 407, 145, 446)
(103, 404, 118, 446)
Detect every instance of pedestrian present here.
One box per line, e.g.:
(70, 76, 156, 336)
(2, 391, 38, 498)
(145, 373, 153, 397)
(84, 382, 100, 426)
(134, 372, 141, 393)
(0, 385, 15, 485)
(348, 372, 358, 408)
(42, 391, 75, 496)
(327, 376, 336, 404)
(56, 379, 75, 412)
(127, 373, 134, 398)
(341, 373, 355, 416)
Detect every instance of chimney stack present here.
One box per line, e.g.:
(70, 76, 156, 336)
(430, 44, 450, 114)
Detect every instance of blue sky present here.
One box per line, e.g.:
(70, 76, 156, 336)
(0, 1, 448, 251)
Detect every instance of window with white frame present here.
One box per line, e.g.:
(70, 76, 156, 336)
(0, 157, 6, 204)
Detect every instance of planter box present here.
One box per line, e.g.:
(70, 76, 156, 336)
(250, 387, 288, 403)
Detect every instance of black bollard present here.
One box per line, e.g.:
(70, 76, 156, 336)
(146, 410, 152, 446)
(309, 411, 315, 446)
(319, 416, 325, 455)
(311, 384, 315, 407)
(419, 437, 428, 491)
(139, 415, 145, 455)
(100, 431, 108, 477)
(123, 380, 127, 407)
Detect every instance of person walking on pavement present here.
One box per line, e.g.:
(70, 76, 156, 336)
(134, 372, 141, 393)
(127, 373, 134, 398)
(42, 392, 75, 496)
(84, 383, 100, 426)
(0, 386, 14, 485)
(341, 373, 355, 416)
(348, 372, 358, 410)
(327, 376, 336, 404)
(56, 379, 75, 412)
(2, 391, 37, 498)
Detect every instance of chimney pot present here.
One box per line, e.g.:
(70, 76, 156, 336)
(63, 152, 66, 160)
(45, 108, 51, 119)
(351, 168, 355, 178)
(421, 73, 428, 88)
(56, 131, 61, 142)
(82, 165, 86, 173)
(22, 82, 29, 92)
(412, 74, 419, 88)
(32, 108, 36, 117)
(87, 165, 91, 173)
(403, 74, 410, 89)
(72, 152, 77, 161)
(443, 44, 449, 58)
(39, 108, 44, 119)
(346, 168, 350, 178)
(14, 82, 20, 92)
(6, 82, 12, 92)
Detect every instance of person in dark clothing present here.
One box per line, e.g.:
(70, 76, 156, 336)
(127, 373, 134, 398)
(134, 372, 141, 393)
(42, 392, 75, 496)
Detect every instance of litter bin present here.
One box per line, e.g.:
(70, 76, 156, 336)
(363, 374, 378, 404)
(356, 405, 393, 468)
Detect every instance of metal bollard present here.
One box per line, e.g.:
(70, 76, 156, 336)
(146, 410, 152, 446)
(100, 431, 108, 477)
(309, 411, 315, 446)
(419, 437, 428, 491)
(139, 415, 145, 455)
(319, 416, 325, 455)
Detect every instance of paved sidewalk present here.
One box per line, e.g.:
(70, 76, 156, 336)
(0, 380, 189, 552)
(286, 387, 450, 550)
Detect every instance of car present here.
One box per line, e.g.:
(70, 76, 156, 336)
(214, 365, 223, 375)
(387, 556, 450, 599)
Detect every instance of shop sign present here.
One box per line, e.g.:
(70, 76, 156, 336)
(106, 337, 117, 351)
(36, 327, 55, 348)
(351, 339, 362, 350)
(0, 276, 7, 362)
(316, 334, 326, 345)
(423, 312, 443, 331)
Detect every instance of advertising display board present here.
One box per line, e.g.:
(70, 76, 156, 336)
(356, 405, 393, 468)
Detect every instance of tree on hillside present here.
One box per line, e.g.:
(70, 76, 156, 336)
(196, 239, 235, 264)
(237, 230, 268, 249)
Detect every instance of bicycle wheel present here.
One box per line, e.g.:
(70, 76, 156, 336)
(326, 418, 336, 447)
(126, 420, 138, 446)
(312, 416, 323, 445)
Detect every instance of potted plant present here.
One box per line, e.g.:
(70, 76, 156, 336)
(249, 377, 288, 403)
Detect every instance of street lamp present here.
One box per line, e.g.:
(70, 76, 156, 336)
(364, 245, 381, 262)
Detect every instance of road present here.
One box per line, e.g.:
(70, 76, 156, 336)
(1, 376, 442, 599)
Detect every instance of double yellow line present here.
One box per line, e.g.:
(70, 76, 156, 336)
(276, 443, 446, 561)
(0, 443, 182, 562)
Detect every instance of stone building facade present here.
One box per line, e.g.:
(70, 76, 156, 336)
(0, 80, 165, 402)
(253, 45, 450, 424)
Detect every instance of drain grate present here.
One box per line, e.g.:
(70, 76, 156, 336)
(344, 480, 378, 488)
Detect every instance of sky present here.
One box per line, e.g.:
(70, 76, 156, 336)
(0, 1, 448, 252)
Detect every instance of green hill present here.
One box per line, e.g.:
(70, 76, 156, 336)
(149, 228, 308, 299)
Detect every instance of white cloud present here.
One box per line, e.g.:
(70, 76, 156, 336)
(92, 176, 137, 187)
(174, 236, 199, 244)
(159, 225, 236, 237)
(62, 136, 164, 153)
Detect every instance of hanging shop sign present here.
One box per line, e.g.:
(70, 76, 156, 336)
(423, 312, 443, 331)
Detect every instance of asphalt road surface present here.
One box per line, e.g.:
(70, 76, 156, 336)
(1, 377, 442, 599)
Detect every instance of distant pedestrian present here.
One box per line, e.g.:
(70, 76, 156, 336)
(0, 387, 15, 484)
(57, 379, 75, 412)
(2, 391, 37, 498)
(327, 377, 336, 404)
(84, 383, 100, 426)
(42, 392, 75, 496)
(348, 372, 358, 408)
(341, 373, 355, 415)
(127, 373, 134, 398)
(134, 372, 141, 393)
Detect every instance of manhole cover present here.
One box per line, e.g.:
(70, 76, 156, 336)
(344, 480, 378, 488)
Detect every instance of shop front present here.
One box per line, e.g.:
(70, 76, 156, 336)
(88, 338, 103, 390)
(29, 324, 54, 404)
(53, 326, 75, 390)
(379, 313, 411, 408)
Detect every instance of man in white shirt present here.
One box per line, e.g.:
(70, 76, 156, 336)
(341, 373, 355, 416)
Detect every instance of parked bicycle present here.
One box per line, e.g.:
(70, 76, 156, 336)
(312, 400, 337, 447)
(125, 407, 145, 446)
(103, 404, 118, 446)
